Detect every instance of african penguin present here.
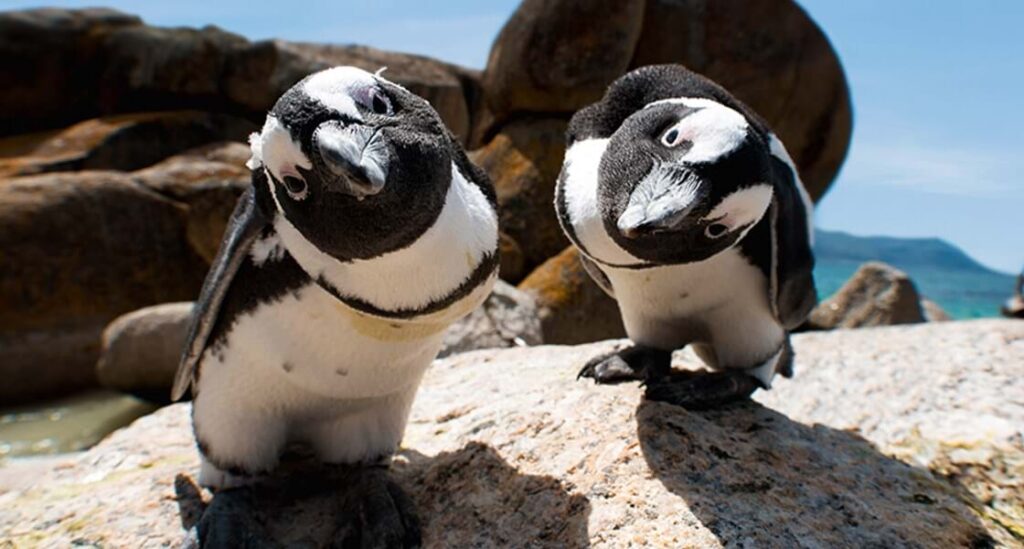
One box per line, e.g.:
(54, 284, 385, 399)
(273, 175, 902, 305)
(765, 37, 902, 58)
(172, 66, 499, 546)
(555, 65, 816, 410)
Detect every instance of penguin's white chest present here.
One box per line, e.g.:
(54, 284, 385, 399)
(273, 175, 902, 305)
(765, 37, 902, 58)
(204, 283, 451, 402)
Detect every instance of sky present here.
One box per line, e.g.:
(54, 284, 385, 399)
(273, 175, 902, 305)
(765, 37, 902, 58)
(8, 0, 1023, 273)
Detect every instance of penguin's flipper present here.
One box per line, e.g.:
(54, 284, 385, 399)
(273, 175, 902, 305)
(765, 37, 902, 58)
(768, 145, 818, 331)
(579, 253, 615, 298)
(172, 180, 271, 401)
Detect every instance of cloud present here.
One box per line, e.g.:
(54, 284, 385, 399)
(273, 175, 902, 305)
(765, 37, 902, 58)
(842, 139, 1022, 197)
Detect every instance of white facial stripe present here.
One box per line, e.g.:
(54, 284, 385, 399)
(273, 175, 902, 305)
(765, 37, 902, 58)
(703, 184, 773, 238)
(768, 133, 815, 245)
(562, 139, 647, 265)
(274, 162, 499, 314)
(618, 167, 702, 232)
(302, 66, 378, 122)
(645, 97, 749, 164)
(259, 115, 311, 184)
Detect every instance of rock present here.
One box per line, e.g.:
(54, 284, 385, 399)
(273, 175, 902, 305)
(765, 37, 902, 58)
(481, 0, 646, 122)
(134, 142, 250, 263)
(439, 280, 543, 358)
(758, 319, 1024, 546)
(2, 320, 1018, 546)
(96, 302, 193, 401)
(0, 8, 478, 144)
(807, 261, 925, 329)
(497, 232, 527, 282)
(479, 0, 851, 200)
(0, 172, 207, 403)
(518, 247, 625, 344)
(470, 119, 569, 279)
(0, 111, 255, 177)
(1003, 296, 1024, 319)
(922, 298, 952, 322)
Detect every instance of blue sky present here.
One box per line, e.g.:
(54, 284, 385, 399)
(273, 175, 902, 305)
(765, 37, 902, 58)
(9, 0, 1023, 273)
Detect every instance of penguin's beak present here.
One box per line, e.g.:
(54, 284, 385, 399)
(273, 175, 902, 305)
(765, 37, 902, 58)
(617, 166, 707, 239)
(314, 121, 388, 199)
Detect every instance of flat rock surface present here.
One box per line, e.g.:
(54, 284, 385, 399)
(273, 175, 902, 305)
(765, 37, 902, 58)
(2, 320, 1021, 547)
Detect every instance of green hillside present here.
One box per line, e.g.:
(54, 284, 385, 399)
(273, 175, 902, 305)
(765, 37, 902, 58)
(813, 230, 1018, 319)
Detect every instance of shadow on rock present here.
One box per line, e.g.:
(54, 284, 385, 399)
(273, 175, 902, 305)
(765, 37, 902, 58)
(636, 400, 996, 548)
(395, 441, 591, 548)
(173, 442, 590, 548)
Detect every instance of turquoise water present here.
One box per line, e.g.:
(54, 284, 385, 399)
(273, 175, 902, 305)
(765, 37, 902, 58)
(814, 258, 1014, 319)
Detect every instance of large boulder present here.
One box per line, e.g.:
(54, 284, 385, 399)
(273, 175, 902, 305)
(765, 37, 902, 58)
(470, 118, 569, 280)
(438, 280, 543, 358)
(518, 247, 626, 344)
(0, 8, 479, 144)
(807, 261, 926, 330)
(480, 0, 852, 200)
(0, 111, 255, 177)
(3, 320, 1020, 546)
(0, 172, 207, 403)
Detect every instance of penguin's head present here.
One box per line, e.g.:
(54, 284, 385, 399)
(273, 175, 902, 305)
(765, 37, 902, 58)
(596, 97, 775, 264)
(249, 66, 454, 260)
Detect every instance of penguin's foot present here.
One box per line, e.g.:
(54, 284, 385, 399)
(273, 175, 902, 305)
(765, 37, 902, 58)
(193, 487, 277, 549)
(578, 346, 672, 384)
(332, 465, 421, 549)
(644, 369, 762, 411)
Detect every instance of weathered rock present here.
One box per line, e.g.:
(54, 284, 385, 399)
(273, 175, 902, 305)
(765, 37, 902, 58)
(0, 172, 207, 403)
(480, 0, 851, 200)
(0, 8, 478, 143)
(758, 319, 1024, 545)
(96, 302, 193, 401)
(519, 247, 625, 344)
(497, 232, 527, 282)
(807, 261, 926, 329)
(439, 280, 542, 358)
(1004, 296, 1024, 319)
(922, 298, 952, 322)
(3, 320, 1018, 546)
(0, 111, 255, 177)
(470, 119, 569, 279)
(481, 0, 646, 121)
(134, 142, 250, 263)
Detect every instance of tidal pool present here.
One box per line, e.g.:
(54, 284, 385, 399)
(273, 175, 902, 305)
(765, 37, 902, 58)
(0, 390, 159, 457)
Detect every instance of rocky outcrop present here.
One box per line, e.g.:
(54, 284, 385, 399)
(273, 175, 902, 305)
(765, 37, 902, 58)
(3, 320, 1019, 546)
(470, 119, 569, 281)
(807, 261, 926, 329)
(0, 8, 479, 143)
(94, 282, 542, 399)
(922, 298, 952, 322)
(0, 172, 208, 403)
(479, 0, 851, 200)
(518, 247, 626, 345)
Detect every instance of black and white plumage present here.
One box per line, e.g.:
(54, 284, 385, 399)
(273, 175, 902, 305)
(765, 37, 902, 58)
(171, 66, 498, 545)
(555, 65, 816, 409)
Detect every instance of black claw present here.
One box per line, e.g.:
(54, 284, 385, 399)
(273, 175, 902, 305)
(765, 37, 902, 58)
(644, 370, 761, 411)
(195, 488, 277, 549)
(578, 346, 672, 384)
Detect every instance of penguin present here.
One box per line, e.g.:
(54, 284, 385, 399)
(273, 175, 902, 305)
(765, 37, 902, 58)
(172, 66, 499, 546)
(554, 64, 816, 410)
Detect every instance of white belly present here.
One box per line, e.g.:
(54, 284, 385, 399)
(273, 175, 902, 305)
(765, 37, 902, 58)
(605, 249, 784, 369)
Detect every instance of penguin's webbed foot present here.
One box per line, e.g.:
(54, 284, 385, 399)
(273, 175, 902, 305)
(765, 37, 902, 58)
(192, 487, 277, 549)
(578, 345, 672, 384)
(644, 369, 762, 411)
(332, 466, 421, 549)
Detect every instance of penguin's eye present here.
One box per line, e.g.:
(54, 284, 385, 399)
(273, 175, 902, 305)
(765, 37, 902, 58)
(283, 175, 308, 200)
(662, 128, 682, 147)
(355, 86, 394, 116)
(370, 90, 392, 115)
(705, 223, 729, 239)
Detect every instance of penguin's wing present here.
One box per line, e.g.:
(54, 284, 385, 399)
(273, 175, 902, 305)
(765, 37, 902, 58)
(579, 253, 615, 299)
(171, 181, 270, 401)
(767, 140, 818, 330)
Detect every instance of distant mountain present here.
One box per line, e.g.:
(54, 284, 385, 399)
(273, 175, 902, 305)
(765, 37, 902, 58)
(812, 229, 1018, 319)
(814, 229, 1006, 275)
